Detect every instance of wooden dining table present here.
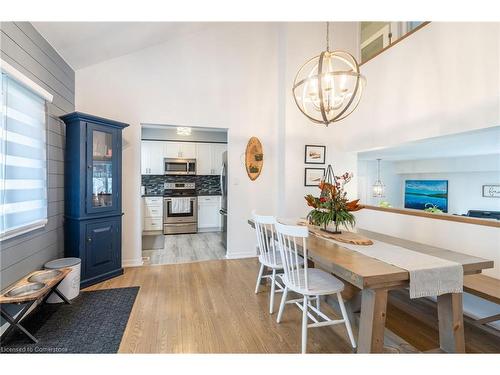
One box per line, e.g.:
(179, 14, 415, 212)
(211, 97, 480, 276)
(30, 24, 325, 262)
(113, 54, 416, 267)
(248, 219, 494, 353)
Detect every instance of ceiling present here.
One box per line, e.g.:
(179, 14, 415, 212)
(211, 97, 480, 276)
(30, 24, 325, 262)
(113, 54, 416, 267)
(358, 126, 500, 161)
(32, 22, 210, 70)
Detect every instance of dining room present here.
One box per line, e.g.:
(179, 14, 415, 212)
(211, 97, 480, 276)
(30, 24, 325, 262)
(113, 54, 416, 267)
(1, 1, 500, 374)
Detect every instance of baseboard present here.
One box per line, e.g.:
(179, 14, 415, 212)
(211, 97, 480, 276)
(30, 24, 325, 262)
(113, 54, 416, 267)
(197, 227, 222, 233)
(225, 251, 257, 259)
(122, 258, 144, 267)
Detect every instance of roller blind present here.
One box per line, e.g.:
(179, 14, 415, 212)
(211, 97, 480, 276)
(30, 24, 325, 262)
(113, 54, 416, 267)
(0, 72, 48, 241)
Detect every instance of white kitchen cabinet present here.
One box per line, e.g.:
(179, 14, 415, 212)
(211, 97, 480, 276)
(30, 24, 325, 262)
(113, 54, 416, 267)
(195, 143, 227, 175)
(164, 141, 196, 159)
(180, 143, 196, 158)
(141, 141, 165, 175)
(164, 141, 181, 158)
(195, 143, 213, 175)
(143, 197, 163, 232)
(197, 195, 221, 231)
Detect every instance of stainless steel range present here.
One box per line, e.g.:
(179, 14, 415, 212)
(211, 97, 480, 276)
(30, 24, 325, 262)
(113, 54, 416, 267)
(163, 182, 198, 235)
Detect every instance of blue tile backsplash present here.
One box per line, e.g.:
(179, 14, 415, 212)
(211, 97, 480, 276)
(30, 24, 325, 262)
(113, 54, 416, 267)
(142, 175, 221, 196)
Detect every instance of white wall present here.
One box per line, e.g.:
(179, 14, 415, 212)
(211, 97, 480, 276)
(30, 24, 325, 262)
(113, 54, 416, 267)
(76, 23, 282, 263)
(342, 23, 500, 281)
(355, 209, 500, 279)
(280, 22, 359, 219)
(339, 22, 500, 152)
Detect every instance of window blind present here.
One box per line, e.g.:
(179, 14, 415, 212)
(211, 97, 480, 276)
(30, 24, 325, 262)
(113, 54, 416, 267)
(0, 72, 48, 241)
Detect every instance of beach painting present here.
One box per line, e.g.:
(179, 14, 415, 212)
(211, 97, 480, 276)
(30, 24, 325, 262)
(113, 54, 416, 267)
(404, 180, 448, 212)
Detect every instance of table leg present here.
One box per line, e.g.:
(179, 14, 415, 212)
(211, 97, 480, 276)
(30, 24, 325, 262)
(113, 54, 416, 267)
(437, 292, 465, 353)
(357, 288, 388, 353)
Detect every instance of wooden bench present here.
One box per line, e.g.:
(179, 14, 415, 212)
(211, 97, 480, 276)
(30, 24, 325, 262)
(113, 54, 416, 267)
(463, 274, 500, 333)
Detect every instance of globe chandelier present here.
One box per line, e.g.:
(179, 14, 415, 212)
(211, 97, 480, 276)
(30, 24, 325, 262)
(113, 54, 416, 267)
(293, 22, 366, 126)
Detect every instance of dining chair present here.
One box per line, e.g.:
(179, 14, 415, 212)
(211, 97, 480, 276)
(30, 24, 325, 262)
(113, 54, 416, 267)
(252, 212, 304, 314)
(274, 221, 357, 354)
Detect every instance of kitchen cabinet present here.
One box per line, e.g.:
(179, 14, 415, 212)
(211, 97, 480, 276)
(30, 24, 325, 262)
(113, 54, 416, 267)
(164, 141, 196, 159)
(141, 141, 226, 176)
(143, 197, 163, 232)
(61, 112, 128, 288)
(195, 143, 212, 175)
(141, 141, 165, 175)
(195, 143, 227, 175)
(198, 195, 222, 231)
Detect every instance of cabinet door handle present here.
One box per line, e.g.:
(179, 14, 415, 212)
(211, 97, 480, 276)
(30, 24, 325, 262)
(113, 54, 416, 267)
(87, 237, 92, 243)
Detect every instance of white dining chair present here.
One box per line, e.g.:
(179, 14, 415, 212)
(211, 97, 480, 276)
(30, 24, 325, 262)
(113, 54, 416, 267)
(274, 221, 357, 354)
(252, 212, 304, 314)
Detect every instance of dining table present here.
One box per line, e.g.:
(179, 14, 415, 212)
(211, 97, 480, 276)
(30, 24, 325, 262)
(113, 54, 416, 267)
(247, 219, 494, 353)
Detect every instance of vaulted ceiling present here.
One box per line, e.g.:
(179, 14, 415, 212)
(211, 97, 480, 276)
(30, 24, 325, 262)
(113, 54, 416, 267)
(32, 22, 210, 70)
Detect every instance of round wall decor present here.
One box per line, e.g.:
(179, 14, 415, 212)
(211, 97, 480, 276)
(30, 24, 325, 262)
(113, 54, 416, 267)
(245, 137, 263, 181)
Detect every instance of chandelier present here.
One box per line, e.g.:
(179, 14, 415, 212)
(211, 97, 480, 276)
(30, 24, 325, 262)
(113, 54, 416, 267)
(372, 159, 385, 198)
(292, 22, 366, 126)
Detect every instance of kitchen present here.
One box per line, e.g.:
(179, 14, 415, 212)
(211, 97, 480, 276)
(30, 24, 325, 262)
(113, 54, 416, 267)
(140, 125, 228, 265)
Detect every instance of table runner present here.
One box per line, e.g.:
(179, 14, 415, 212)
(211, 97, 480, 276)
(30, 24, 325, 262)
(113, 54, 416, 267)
(313, 231, 463, 298)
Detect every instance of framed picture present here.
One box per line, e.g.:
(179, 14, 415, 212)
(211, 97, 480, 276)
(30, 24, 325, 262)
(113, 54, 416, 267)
(482, 184, 500, 198)
(404, 180, 448, 213)
(304, 145, 326, 164)
(304, 168, 325, 187)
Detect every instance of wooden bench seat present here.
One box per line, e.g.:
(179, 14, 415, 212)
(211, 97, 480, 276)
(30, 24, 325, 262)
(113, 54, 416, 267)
(464, 274, 500, 305)
(463, 274, 500, 329)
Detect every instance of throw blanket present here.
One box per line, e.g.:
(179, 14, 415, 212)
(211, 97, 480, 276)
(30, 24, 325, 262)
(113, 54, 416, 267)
(320, 235, 463, 298)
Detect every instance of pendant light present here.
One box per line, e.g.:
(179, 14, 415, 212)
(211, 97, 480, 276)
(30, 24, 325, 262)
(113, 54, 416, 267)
(372, 159, 385, 198)
(292, 22, 366, 126)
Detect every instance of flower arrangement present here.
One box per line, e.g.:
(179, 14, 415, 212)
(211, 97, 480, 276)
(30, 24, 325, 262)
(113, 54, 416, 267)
(305, 169, 362, 234)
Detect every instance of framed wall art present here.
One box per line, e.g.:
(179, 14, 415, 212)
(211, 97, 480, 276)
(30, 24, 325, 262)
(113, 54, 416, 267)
(304, 145, 326, 164)
(304, 168, 325, 187)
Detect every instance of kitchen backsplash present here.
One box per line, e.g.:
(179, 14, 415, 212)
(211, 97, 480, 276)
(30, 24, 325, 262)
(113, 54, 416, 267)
(142, 175, 222, 196)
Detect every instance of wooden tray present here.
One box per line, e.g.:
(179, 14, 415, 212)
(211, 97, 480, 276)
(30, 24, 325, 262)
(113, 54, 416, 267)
(299, 221, 373, 246)
(245, 137, 263, 181)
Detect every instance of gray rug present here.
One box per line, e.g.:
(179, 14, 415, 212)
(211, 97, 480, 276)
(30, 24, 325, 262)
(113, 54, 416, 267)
(0, 287, 139, 353)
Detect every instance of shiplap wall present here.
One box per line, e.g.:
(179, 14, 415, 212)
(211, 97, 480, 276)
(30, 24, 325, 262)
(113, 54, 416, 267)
(0, 22, 75, 288)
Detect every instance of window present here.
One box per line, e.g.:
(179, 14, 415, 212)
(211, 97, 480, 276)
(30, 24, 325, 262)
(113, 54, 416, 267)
(360, 21, 427, 63)
(0, 60, 52, 241)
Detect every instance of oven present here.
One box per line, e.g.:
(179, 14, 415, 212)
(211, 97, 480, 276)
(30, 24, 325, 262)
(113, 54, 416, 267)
(163, 182, 198, 235)
(164, 158, 196, 175)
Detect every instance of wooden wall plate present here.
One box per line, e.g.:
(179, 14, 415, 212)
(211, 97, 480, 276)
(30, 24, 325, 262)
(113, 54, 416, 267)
(245, 137, 263, 181)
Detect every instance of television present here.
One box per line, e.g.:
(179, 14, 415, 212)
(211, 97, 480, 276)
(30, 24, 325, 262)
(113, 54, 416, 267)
(404, 180, 448, 213)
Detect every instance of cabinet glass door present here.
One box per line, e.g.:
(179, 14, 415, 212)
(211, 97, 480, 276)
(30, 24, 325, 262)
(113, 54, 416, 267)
(87, 124, 117, 213)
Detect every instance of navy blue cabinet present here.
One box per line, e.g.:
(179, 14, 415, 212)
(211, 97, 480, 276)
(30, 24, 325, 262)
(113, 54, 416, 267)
(61, 112, 128, 288)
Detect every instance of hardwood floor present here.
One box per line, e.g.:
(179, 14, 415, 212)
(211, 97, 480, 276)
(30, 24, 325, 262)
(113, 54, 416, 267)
(142, 232, 226, 265)
(84, 258, 500, 353)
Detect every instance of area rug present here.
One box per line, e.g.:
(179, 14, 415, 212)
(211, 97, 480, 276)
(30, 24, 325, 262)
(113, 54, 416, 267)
(0, 286, 139, 354)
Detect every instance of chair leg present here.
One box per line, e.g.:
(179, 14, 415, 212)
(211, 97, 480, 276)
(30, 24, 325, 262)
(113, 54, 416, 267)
(316, 295, 320, 310)
(276, 286, 288, 323)
(337, 292, 357, 349)
(269, 269, 276, 314)
(301, 295, 308, 354)
(254, 263, 265, 294)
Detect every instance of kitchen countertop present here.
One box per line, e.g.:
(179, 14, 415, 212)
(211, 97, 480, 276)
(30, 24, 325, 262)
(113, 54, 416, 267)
(142, 193, 221, 197)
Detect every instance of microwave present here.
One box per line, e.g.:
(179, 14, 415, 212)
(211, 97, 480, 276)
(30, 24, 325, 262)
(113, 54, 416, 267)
(164, 158, 196, 175)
